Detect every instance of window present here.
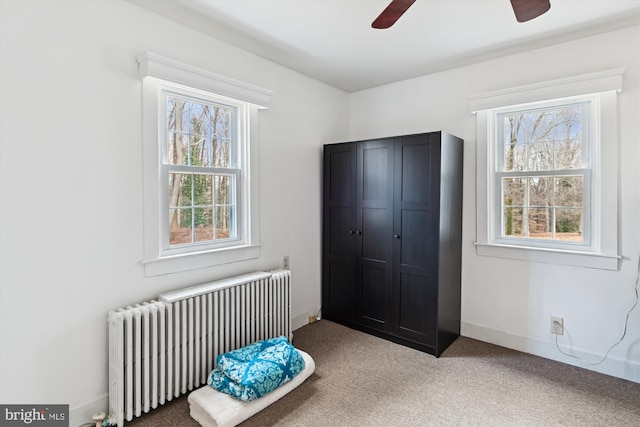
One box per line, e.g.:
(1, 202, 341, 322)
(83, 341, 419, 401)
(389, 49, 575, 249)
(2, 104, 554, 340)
(470, 69, 623, 270)
(162, 88, 243, 254)
(138, 53, 272, 276)
(494, 99, 591, 249)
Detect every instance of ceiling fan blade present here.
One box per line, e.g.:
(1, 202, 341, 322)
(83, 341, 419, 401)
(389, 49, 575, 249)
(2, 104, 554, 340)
(510, 0, 551, 23)
(372, 0, 417, 29)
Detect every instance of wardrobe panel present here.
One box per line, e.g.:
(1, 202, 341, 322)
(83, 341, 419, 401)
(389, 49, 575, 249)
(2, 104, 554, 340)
(329, 150, 353, 203)
(322, 143, 356, 322)
(360, 263, 387, 324)
(327, 261, 355, 313)
(401, 143, 432, 205)
(329, 207, 354, 255)
(400, 210, 436, 271)
(362, 146, 390, 202)
(362, 208, 388, 261)
(398, 273, 437, 344)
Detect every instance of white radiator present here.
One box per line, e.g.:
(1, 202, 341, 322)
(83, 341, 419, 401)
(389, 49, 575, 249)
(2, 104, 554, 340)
(107, 270, 292, 427)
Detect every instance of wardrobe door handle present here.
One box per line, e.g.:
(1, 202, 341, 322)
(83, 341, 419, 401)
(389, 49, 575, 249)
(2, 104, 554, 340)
(349, 230, 355, 235)
(356, 230, 362, 235)
(394, 234, 401, 239)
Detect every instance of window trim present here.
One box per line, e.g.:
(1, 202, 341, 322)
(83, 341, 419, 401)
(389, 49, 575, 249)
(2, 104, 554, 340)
(470, 69, 624, 270)
(138, 52, 271, 276)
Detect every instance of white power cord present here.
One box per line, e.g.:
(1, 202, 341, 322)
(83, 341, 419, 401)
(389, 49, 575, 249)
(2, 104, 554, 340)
(555, 251, 640, 365)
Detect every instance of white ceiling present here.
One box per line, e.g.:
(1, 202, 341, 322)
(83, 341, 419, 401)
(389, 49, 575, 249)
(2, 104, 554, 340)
(130, 0, 640, 92)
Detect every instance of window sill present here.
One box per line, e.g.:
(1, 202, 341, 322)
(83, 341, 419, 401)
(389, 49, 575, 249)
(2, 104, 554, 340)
(474, 242, 620, 270)
(142, 244, 261, 277)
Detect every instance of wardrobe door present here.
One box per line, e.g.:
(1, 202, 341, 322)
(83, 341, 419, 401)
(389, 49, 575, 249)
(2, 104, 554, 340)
(356, 139, 394, 330)
(393, 134, 441, 345)
(322, 143, 357, 321)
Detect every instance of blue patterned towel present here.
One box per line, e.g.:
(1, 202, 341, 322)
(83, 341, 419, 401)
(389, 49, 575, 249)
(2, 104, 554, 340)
(207, 336, 305, 401)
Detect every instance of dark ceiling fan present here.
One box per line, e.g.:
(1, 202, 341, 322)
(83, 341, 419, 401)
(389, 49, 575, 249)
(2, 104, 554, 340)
(372, 0, 551, 29)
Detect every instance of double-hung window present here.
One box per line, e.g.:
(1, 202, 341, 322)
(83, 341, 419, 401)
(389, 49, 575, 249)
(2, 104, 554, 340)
(139, 53, 271, 276)
(162, 89, 242, 253)
(495, 99, 591, 248)
(471, 69, 623, 270)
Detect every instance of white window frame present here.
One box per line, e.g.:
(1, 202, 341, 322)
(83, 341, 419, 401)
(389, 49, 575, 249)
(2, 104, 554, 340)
(470, 69, 624, 270)
(138, 53, 272, 276)
(160, 84, 246, 255)
(491, 97, 593, 250)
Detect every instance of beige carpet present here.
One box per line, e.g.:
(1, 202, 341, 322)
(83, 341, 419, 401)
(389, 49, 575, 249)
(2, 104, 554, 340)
(128, 320, 640, 427)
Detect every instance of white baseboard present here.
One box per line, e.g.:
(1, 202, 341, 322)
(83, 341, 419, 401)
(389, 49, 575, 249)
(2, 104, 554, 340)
(292, 313, 310, 332)
(461, 321, 639, 383)
(69, 394, 108, 427)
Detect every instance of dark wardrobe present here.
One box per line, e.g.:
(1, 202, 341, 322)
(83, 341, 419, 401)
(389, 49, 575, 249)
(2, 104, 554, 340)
(322, 131, 463, 357)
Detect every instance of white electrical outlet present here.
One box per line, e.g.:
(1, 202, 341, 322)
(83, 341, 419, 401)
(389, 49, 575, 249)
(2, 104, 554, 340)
(283, 255, 290, 270)
(550, 316, 564, 335)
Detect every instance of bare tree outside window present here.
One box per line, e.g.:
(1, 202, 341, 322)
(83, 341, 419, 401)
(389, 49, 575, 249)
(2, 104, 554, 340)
(165, 95, 237, 246)
(499, 103, 586, 243)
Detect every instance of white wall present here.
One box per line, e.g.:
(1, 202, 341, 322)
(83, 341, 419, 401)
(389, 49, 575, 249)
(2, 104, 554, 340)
(0, 1, 348, 424)
(349, 26, 640, 382)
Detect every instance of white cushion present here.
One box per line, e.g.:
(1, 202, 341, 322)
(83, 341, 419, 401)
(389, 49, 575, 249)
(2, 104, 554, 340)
(188, 349, 315, 427)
